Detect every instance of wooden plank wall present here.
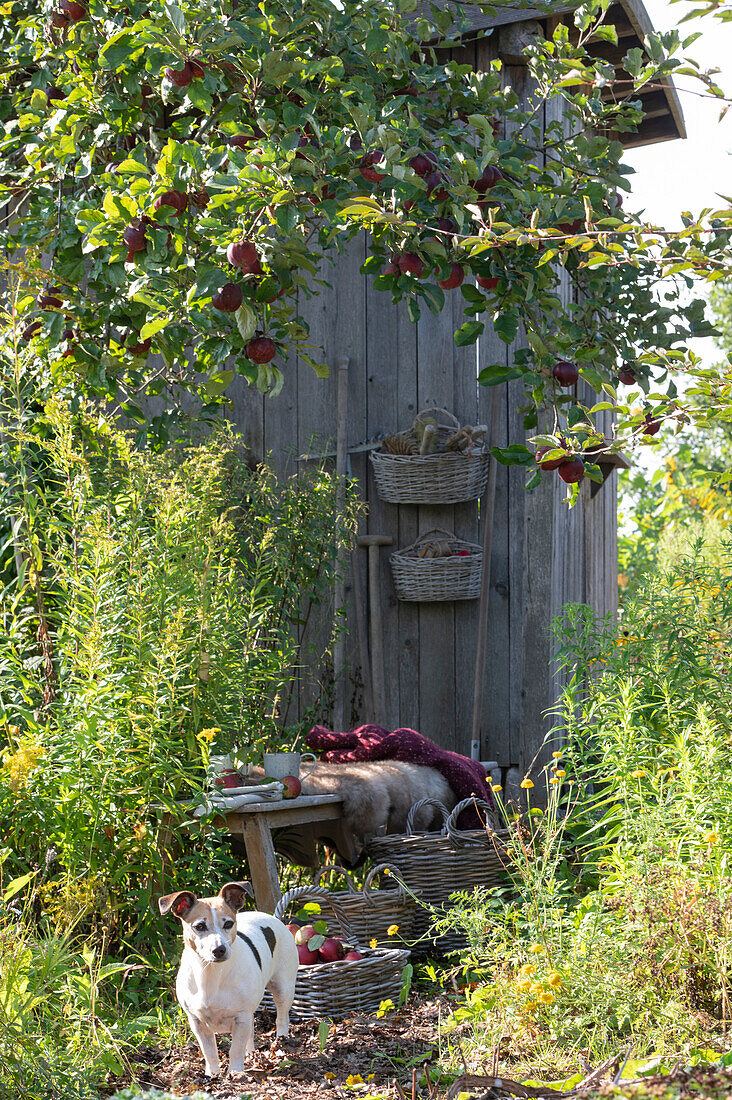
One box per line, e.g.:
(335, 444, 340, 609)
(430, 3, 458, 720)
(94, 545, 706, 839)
(228, 24, 619, 776)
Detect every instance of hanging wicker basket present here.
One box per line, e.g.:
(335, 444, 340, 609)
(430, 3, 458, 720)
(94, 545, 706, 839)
(312, 862, 418, 947)
(271, 884, 410, 1020)
(370, 408, 490, 504)
(366, 797, 508, 953)
(390, 528, 482, 602)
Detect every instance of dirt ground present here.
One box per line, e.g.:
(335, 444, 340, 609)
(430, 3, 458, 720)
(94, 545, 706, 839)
(109, 995, 447, 1100)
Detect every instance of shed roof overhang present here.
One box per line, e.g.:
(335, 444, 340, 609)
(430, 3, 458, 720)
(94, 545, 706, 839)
(418, 0, 685, 148)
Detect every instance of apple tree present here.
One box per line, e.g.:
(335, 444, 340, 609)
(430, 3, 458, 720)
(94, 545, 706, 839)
(1, 0, 730, 490)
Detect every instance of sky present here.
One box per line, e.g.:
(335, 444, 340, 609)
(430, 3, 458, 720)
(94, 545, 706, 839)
(625, 1, 732, 233)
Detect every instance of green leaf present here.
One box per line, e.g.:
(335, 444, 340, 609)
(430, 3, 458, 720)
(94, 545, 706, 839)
(3, 870, 36, 902)
(493, 311, 519, 344)
(121, 402, 147, 424)
(525, 468, 542, 490)
(454, 320, 484, 346)
(307, 933, 326, 952)
(490, 445, 534, 467)
(478, 363, 523, 386)
(407, 298, 421, 323)
(75, 208, 106, 232)
(204, 370, 235, 395)
(584, 461, 604, 485)
(140, 317, 170, 340)
(165, 1, 186, 34)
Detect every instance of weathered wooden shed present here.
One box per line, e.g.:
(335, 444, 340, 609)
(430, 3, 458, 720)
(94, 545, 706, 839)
(227, 0, 684, 782)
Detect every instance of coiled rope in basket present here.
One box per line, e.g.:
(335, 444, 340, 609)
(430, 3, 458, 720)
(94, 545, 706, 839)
(370, 408, 490, 504)
(269, 884, 410, 1019)
(390, 527, 482, 602)
(366, 797, 508, 952)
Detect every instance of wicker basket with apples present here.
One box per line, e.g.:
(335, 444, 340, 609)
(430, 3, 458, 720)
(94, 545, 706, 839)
(266, 884, 410, 1019)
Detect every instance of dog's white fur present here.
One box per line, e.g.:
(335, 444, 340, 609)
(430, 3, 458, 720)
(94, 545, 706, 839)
(300, 760, 456, 838)
(158, 882, 298, 1077)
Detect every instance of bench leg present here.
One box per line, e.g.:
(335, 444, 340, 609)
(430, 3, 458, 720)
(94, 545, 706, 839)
(241, 816, 281, 913)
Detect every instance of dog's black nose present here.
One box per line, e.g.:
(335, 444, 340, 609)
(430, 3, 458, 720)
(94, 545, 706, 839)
(212, 945, 227, 960)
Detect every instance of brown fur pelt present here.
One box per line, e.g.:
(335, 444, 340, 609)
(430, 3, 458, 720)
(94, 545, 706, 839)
(300, 760, 455, 840)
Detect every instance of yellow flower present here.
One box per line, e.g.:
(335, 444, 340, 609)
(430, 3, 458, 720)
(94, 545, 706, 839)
(382, 868, 390, 876)
(346, 1074, 364, 1087)
(325, 1072, 336, 1081)
(199, 727, 220, 742)
(704, 831, 719, 846)
(549, 777, 561, 785)
(525, 1001, 537, 1012)
(529, 943, 545, 954)
(554, 769, 566, 778)
(387, 924, 399, 937)
(519, 963, 536, 977)
(369, 938, 378, 949)
(630, 769, 646, 779)
(520, 779, 534, 789)
(539, 992, 555, 1004)
(517, 979, 532, 992)
(548, 971, 562, 988)
(491, 784, 503, 792)
(530, 983, 543, 997)
(552, 751, 562, 759)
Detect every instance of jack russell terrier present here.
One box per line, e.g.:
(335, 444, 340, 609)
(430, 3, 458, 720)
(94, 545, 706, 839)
(158, 881, 299, 1076)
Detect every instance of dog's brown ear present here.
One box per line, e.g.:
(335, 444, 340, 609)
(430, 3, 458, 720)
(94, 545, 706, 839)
(158, 890, 197, 918)
(219, 881, 254, 911)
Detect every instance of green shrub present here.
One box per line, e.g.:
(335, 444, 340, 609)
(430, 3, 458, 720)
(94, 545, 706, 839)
(0, 399, 358, 954)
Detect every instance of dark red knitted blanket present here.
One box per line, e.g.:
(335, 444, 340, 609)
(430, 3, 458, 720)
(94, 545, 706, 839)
(306, 724, 494, 829)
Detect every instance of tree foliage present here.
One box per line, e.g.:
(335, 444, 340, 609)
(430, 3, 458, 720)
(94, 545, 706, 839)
(1, 0, 731, 490)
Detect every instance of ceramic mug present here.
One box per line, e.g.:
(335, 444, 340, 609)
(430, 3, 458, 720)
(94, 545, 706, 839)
(262, 751, 317, 782)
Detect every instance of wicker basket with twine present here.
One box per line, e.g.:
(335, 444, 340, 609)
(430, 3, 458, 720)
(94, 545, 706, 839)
(370, 408, 490, 504)
(271, 884, 410, 1019)
(366, 796, 508, 952)
(312, 862, 418, 947)
(390, 528, 482, 602)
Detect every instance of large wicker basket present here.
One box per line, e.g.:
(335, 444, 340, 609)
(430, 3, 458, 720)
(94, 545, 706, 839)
(366, 797, 508, 953)
(390, 528, 482, 602)
(312, 863, 417, 947)
(270, 884, 410, 1019)
(370, 408, 490, 504)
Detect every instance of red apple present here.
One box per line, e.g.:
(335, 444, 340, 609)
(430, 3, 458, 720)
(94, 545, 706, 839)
(212, 283, 243, 312)
(552, 359, 579, 387)
(226, 240, 262, 274)
(318, 937, 345, 963)
(281, 775, 301, 799)
(425, 169, 448, 201)
(190, 187, 210, 209)
(127, 335, 152, 357)
(360, 151, 386, 183)
(46, 86, 65, 104)
(154, 190, 188, 215)
(188, 58, 205, 79)
(643, 413, 661, 436)
(37, 288, 63, 309)
(537, 446, 567, 472)
(435, 216, 459, 234)
(618, 363, 636, 385)
(474, 165, 503, 193)
(122, 225, 147, 253)
(558, 458, 585, 484)
(344, 950, 363, 961)
(165, 62, 194, 87)
(21, 321, 42, 342)
(49, 11, 69, 27)
(298, 944, 320, 966)
(286, 922, 301, 937)
(246, 336, 276, 364)
(477, 275, 499, 290)
(59, 0, 86, 19)
(437, 262, 464, 290)
(214, 769, 244, 789)
(294, 925, 316, 947)
(397, 252, 425, 277)
(409, 152, 436, 177)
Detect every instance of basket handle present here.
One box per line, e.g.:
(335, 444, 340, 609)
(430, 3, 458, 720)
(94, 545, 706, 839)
(406, 798, 451, 835)
(412, 408, 460, 431)
(362, 862, 407, 903)
(445, 796, 499, 847)
(311, 864, 358, 894)
(273, 883, 360, 949)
